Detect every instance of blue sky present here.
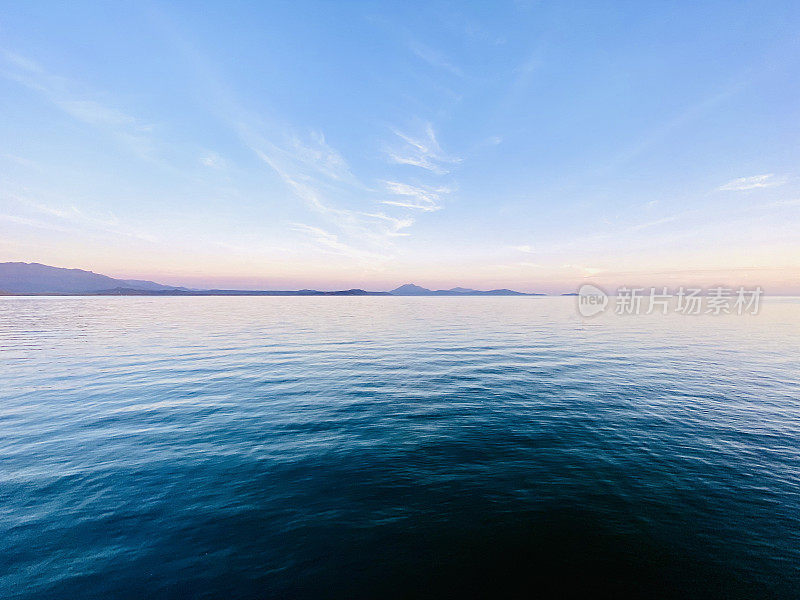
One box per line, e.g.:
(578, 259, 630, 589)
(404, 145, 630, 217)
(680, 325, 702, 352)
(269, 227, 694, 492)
(2, 1, 799, 292)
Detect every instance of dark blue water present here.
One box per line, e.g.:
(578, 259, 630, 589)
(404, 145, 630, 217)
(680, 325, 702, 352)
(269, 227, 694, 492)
(2, 297, 800, 598)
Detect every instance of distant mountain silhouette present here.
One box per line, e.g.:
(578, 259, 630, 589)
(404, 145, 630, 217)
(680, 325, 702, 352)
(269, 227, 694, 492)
(390, 283, 539, 296)
(0, 264, 544, 296)
(390, 283, 433, 295)
(0, 263, 182, 294)
(172, 289, 389, 296)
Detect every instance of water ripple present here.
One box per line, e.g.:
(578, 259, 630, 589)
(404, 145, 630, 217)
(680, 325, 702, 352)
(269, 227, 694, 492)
(2, 297, 800, 599)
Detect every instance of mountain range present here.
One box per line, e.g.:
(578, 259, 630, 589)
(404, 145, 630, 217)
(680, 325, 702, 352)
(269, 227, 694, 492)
(389, 283, 541, 296)
(0, 263, 543, 296)
(0, 262, 184, 294)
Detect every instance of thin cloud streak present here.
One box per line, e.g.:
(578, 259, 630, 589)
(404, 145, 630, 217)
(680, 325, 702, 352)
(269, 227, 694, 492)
(4, 191, 157, 242)
(1, 50, 155, 159)
(200, 151, 226, 169)
(387, 123, 461, 174)
(243, 129, 406, 251)
(382, 181, 447, 211)
(408, 40, 463, 77)
(291, 223, 387, 264)
(719, 174, 786, 191)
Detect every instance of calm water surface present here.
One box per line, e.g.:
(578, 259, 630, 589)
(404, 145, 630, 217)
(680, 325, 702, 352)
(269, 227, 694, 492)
(2, 297, 800, 598)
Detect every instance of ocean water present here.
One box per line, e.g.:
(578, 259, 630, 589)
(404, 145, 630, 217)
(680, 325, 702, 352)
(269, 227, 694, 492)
(2, 296, 800, 599)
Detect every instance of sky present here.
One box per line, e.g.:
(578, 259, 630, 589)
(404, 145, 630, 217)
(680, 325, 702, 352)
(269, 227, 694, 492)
(1, 1, 799, 293)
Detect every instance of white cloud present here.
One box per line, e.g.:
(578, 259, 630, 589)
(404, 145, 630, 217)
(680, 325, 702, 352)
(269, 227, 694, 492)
(242, 126, 353, 180)
(287, 130, 355, 183)
(496, 261, 546, 270)
(57, 100, 138, 127)
(360, 212, 415, 237)
(0, 213, 71, 233)
(1, 51, 155, 158)
(242, 125, 417, 259)
(291, 223, 385, 263)
(514, 244, 534, 253)
(408, 40, 463, 77)
(719, 174, 786, 191)
(562, 264, 605, 276)
(5, 190, 157, 242)
(119, 32, 448, 264)
(382, 181, 447, 211)
(629, 216, 679, 231)
(387, 123, 461, 174)
(200, 151, 226, 169)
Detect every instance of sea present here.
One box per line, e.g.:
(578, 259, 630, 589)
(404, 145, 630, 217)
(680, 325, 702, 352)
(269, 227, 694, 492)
(2, 296, 799, 599)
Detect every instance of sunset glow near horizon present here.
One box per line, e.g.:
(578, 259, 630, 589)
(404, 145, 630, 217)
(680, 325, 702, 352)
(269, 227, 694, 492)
(2, 2, 800, 294)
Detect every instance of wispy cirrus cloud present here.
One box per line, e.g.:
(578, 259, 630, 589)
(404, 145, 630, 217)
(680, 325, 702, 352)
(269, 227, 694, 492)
(241, 123, 417, 257)
(382, 181, 448, 211)
(26, 10, 458, 269)
(200, 151, 226, 169)
(291, 223, 387, 264)
(1, 50, 156, 158)
(718, 173, 786, 191)
(561, 264, 605, 276)
(239, 124, 356, 188)
(496, 261, 545, 270)
(143, 13, 459, 267)
(386, 123, 461, 174)
(0, 213, 72, 233)
(57, 99, 142, 128)
(408, 40, 463, 77)
(171, 50, 422, 260)
(600, 77, 751, 173)
(285, 130, 356, 184)
(629, 215, 680, 231)
(360, 212, 415, 237)
(495, 261, 603, 276)
(4, 190, 157, 242)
